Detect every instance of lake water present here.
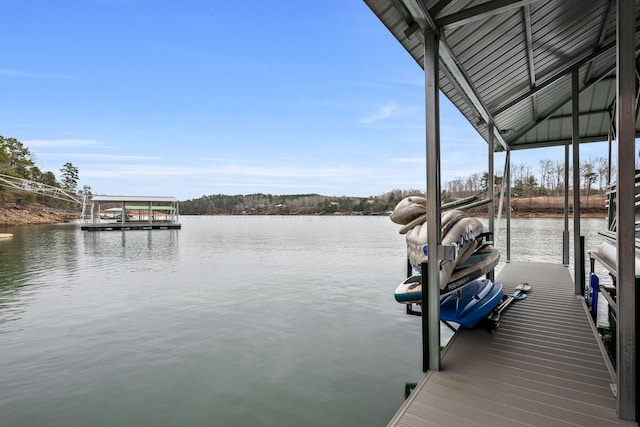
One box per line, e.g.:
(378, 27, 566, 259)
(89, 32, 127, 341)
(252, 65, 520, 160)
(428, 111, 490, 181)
(0, 215, 609, 426)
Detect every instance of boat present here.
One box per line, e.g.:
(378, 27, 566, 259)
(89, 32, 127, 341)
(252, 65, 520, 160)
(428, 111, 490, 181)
(592, 238, 640, 274)
(440, 278, 504, 328)
(588, 172, 640, 317)
(394, 244, 500, 303)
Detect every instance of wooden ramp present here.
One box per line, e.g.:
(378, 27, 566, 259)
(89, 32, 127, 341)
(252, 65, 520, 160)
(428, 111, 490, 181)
(389, 262, 636, 427)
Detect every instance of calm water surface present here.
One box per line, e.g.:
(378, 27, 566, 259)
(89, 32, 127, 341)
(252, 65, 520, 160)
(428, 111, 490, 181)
(0, 216, 607, 426)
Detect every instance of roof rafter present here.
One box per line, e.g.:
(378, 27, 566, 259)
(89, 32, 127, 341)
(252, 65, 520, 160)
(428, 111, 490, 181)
(429, 0, 455, 18)
(584, 0, 615, 84)
(434, 0, 541, 30)
(522, 4, 538, 121)
(507, 67, 618, 143)
(492, 36, 620, 116)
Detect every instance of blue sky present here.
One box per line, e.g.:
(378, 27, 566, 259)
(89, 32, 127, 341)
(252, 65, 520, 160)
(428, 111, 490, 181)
(0, 1, 611, 200)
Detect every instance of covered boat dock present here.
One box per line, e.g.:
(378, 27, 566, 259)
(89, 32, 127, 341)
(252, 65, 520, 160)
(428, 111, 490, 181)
(390, 262, 633, 426)
(81, 195, 181, 231)
(363, 0, 640, 424)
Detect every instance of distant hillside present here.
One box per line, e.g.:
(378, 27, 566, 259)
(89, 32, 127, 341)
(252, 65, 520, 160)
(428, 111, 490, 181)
(180, 191, 423, 215)
(180, 192, 608, 217)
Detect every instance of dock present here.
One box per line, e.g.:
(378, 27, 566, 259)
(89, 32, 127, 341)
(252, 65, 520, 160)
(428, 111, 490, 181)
(389, 262, 635, 427)
(81, 195, 181, 232)
(81, 222, 181, 232)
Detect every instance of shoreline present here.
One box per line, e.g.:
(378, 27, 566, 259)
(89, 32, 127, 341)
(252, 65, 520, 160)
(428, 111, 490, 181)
(0, 206, 79, 227)
(0, 205, 607, 227)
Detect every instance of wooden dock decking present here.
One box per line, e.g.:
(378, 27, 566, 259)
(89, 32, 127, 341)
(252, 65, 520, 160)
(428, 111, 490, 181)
(389, 261, 637, 427)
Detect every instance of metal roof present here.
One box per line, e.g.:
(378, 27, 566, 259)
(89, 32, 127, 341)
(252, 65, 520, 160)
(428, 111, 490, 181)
(91, 195, 179, 203)
(363, 0, 640, 152)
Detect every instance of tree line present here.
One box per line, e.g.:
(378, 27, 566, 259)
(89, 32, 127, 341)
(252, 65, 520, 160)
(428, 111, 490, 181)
(443, 156, 616, 206)
(180, 190, 426, 215)
(0, 135, 87, 208)
(183, 157, 616, 215)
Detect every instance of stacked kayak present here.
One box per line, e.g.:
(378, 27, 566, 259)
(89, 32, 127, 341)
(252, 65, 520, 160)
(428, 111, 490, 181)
(394, 244, 501, 303)
(390, 196, 503, 328)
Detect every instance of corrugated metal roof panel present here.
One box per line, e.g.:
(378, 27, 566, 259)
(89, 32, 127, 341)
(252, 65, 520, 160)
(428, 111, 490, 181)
(91, 195, 179, 203)
(363, 0, 640, 152)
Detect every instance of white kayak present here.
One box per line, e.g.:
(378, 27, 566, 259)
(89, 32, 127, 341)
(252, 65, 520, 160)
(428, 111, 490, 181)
(394, 245, 501, 303)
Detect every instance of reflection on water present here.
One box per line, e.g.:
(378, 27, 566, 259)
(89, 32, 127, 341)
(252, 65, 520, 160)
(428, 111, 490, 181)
(82, 229, 180, 274)
(0, 216, 611, 427)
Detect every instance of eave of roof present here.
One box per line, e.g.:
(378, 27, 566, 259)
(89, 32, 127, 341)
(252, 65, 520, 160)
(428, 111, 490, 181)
(91, 195, 179, 203)
(363, 0, 640, 152)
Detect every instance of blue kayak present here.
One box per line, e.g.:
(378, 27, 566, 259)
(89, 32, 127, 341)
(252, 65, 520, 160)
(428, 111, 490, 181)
(440, 278, 504, 328)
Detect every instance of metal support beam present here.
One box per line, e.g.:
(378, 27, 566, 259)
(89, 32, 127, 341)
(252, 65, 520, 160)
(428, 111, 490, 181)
(563, 142, 570, 265)
(572, 69, 582, 295)
(506, 67, 617, 143)
(616, 0, 637, 419)
(488, 122, 495, 281)
(435, 0, 539, 30)
(523, 4, 538, 121)
(488, 122, 495, 238)
(493, 37, 620, 116)
(424, 29, 441, 372)
(506, 150, 511, 262)
(495, 149, 509, 249)
(584, 0, 615, 84)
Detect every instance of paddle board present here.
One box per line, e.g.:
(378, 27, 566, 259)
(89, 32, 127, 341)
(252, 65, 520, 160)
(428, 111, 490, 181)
(394, 245, 500, 303)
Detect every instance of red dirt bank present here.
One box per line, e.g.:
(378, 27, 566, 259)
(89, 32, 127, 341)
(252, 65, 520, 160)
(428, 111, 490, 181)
(0, 205, 78, 226)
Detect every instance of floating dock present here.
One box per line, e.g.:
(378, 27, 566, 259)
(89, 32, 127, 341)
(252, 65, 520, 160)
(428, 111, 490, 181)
(389, 262, 633, 427)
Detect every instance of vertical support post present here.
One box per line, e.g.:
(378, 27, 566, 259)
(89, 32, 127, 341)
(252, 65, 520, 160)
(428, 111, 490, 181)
(572, 69, 582, 295)
(487, 123, 495, 280)
(616, 0, 637, 419)
(148, 202, 153, 225)
(506, 150, 511, 262)
(495, 150, 509, 249)
(406, 259, 413, 316)
(607, 125, 613, 187)
(563, 143, 570, 265)
(608, 125, 615, 231)
(579, 235, 586, 296)
(421, 261, 429, 371)
(424, 29, 441, 372)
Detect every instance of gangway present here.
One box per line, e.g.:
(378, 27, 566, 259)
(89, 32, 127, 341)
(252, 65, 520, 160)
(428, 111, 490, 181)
(0, 173, 90, 221)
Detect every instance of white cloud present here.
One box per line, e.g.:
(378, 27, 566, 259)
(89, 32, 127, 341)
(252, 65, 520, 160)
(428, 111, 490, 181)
(39, 153, 160, 161)
(392, 157, 424, 164)
(0, 68, 67, 79)
(82, 164, 371, 179)
(359, 102, 399, 124)
(24, 139, 99, 148)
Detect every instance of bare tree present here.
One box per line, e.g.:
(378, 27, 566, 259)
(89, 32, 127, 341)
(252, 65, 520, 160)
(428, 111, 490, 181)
(539, 159, 553, 199)
(554, 161, 564, 197)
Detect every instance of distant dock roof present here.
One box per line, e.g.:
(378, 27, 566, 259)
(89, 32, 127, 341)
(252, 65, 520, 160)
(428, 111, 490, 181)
(91, 195, 179, 203)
